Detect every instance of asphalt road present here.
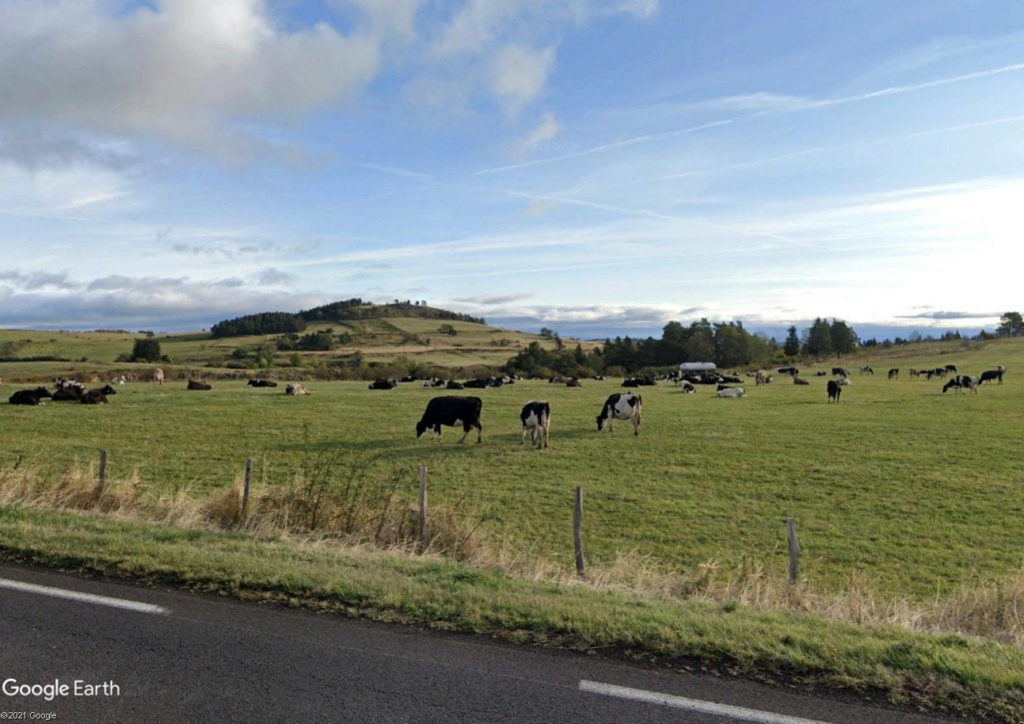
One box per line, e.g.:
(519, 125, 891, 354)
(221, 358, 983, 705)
(0, 565, 967, 723)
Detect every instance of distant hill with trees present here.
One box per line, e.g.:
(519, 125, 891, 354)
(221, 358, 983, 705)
(211, 299, 485, 338)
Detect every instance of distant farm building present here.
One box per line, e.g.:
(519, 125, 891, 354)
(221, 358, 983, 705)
(678, 362, 717, 373)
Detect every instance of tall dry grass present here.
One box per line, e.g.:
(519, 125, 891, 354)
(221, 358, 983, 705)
(1, 458, 1022, 644)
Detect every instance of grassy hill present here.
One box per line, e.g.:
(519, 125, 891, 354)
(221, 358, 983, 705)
(0, 316, 590, 384)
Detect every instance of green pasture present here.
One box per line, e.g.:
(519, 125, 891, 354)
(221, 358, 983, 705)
(0, 319, 561, 380)
(2, 338, 1022, 602)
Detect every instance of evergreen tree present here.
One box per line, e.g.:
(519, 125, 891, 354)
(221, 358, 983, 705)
(783, 326, 801, 357)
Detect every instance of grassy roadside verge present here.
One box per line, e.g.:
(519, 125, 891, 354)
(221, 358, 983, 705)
(0, 506, 1021, 722)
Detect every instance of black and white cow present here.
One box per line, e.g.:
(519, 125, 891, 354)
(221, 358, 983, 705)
(519, 401, 551, 449)
(888, 368, 899, 379)
(827, 379, 842, 403)
(9, 387, 52, 405)
(942, 375, 978, 394)
(596, 392, 642, 435)
(416, 396, 483, 444)
(248, 379, 279, 388)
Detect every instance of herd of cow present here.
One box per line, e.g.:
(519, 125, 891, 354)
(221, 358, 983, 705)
(413, 391, 644, 447)
(5, 361, 1008, 447)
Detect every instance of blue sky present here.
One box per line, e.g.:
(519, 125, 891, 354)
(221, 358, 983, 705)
(1, 0, 1022, 341)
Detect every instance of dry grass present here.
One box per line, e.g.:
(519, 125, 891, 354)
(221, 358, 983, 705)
(3, 459, 1024, 646)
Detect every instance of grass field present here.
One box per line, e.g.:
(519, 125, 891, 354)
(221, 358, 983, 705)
(2, 336, 1021, 603)
(0, 317, 573, 382)
(3, 333, 1024, 718)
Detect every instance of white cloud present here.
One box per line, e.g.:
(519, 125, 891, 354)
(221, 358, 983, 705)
(488, 44, 555, 115)
(0, 0, 381, 157)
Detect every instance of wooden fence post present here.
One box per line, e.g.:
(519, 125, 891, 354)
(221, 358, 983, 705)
(786, 518, 800, 584)
(97, 450, 107, 492)
(242, 458, 252, 518)
(418, 465, 428, 547)
(574, 486, 585, 577)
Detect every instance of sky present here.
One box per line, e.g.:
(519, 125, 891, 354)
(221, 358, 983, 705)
(1, 0, 1022, 342)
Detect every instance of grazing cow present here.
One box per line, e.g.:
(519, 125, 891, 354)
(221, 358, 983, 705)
(979, 369, 1005, 385)
(416, 396, 483, 444)
(519, 400, 551, 449)
(153, 368, 165, 385)
(777, 366, 799, 377)
(944, 364, 958, 374)
(716, 387, 745, 398)
(596, 392, 642, 435)
(368, 378, 398, 390)
(860, 366, 874, 375)
(755, 370, 772, 386)
(248, 379, 279, 388)
(888, 368, 899, 379)
(285, 383, 309, 396)
(831, 367, 850, 378)
(9, 387, 52, 405)
(909, 368, 920, 378)
(187, 379, 212, 390)
(793, 376, 810, 385)
(827, 379, 842, 403)
(942, 375, 978, 394)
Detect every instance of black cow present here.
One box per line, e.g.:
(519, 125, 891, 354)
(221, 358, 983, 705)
(463, 379, 489, 389)
(596, 392, 642, 435)
(187, 379, 212, 390)
(446, 380, 464, 390)
(519, 400, 551, 449)
(81, 385, 117, 404)
(248, 379, 279, 388)
(368, 378, 397, 390)
(9, 387, 52, 405)
(52, 386, 85, 401)
(827, 379, 841, 403)
(831, 367, 850, 377)
(777, 366, 799, 376)
(979, 369, 1004, 385)
(416, 396, 483, 444)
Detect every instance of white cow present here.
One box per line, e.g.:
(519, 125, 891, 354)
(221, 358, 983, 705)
(716, 387, 745, 398)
